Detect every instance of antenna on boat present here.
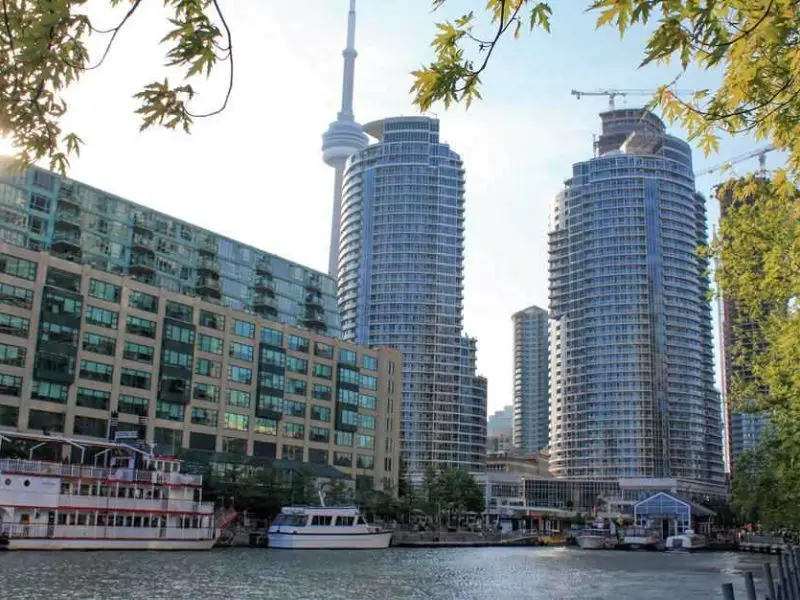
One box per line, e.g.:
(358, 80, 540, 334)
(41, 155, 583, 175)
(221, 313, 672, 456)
(318, 488, 327, 507)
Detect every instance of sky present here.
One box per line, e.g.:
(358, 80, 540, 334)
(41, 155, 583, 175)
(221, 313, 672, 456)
(49, 0, 779, 415)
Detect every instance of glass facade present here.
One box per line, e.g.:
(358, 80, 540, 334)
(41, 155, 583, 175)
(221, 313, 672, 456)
(512, 305, 549, 453)
(0, 162, 339, 336)
(548, 109, 725, 484)
(338, 116, 487, 476)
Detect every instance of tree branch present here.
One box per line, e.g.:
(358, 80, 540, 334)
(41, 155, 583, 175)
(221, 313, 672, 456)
(186, 0, 233, 119)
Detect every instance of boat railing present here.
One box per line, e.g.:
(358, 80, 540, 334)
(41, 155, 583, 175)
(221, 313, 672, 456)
(57, 495, 213, 514)
(0, 523, 215, 540)
(0, 459, 202, 486)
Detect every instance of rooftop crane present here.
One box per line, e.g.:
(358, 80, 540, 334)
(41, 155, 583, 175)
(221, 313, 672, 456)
(694, 146, 774, 177)
(571, 88, 696, 110)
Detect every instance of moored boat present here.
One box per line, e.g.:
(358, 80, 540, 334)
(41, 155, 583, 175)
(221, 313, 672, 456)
(576, 528, 617, 550)
(621, 527, 661, 551)
(0, 437, 217, 551)
(665, 530, 707, 552)
(267, 506, 392, 549)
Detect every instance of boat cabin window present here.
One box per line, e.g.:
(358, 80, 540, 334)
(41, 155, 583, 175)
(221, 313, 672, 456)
(272, 514, 307, 527)
(335, 516, 354, 526)
(311, 515, 332, 526)
(356, 516, 367, 525)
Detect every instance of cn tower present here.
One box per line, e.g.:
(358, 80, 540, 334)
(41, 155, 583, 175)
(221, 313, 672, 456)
(322, 0, 368, 279)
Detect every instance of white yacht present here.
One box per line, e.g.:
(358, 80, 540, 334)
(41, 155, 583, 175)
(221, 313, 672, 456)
(0, 436, 218, 551)
(666, 530, 707, 552)
(576, 528, 617, 550)
(268, 506, 392, 549)
(621, 527, 661, 550)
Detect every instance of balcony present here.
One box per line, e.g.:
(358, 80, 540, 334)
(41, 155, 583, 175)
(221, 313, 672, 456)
(253, 293, 277, 309)
(51, 229, 81, 251)
(132, 212, 153, 231)
(305, 274, 322, 293)
(130, 252, 156, 273)
(198, 237, 218, 254)
(255, 256, 272, 275)
(132, 233, 155, 251)
(196, 276, 221, 298)
(254, 276, 275, 294)
(54, 208, 82, 228)
(58, 185, 81, 208)
(305, 293, 323, 309)
(196, 256, 220, 274)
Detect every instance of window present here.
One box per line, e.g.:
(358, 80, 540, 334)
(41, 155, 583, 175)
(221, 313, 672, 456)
(357, 455, 374, 469)
(222, 436, 247, 454)
(118, 394, 148, 416)
(309, 426, 329, 443)
(260, 348, 285, 368)
(228, 365, 252, 385)
(253, 440, 276, 458)
(191, 407, 218, 427)
(360, 374, 377, 391)
(334, 431, 353, 447)
(358, 414, 376, 430)
(80, 359, 113, 383)
(338, 349, 357, 366)
(260, 327, 282, 346)
(165, 301, 193, 322)
(197, 334, 223, 355)
(156, 401, 185, 422)
(0, 313, 29, 338)
(30, 194, 51, 213)
(308, 449, 329, 465)
(333, 451, 352, 467)
(45, 269, 80, 292)
(338, 388, 359, 406)
(128, 290, 158, 313)
(193, 382, 219, 403)
(282, 444, 303, 460)
(164, 322, 194, 345)
(259, 372, 284, 392)
(88, 279, 121, 303)
(311, 405, 331, 422)
(227, 389, 251, 409)
(288, 335, 309, 353)
(337, 366, 359, 386)
(0, 405, 18, 427)
(126, 315, 157, 338)
(0, 253, 36, 280)
(0, 282, 33, 309)
(229, 341, 254, 362)
(154, 427, 183, 454)
(283, 422, 305, 440)
(340, 409, 358, 428)
(285, 378, 306, 396)
(254, 417, 277, 435)
(286, 356, 307, 374)
(38, 321, 77, 344)
(314, 341, 334, 359)
(195, 358, 221, 379)
(313, 363, 332, 380)
(361, 355, 378, 371)
(123, 341, 153, 364)
(120, 367, 151, 390)
(33, 170, 55, 190)
(359, 394, 377, 410)
(73, 416, 108, 438)
(199, 310, 225, 331)
(31, 380, 68, 403)
(28, 409, 64, 432)
(189, 432, 216, 451)
(357, 434, 375, 449)
(232, 319, 255, 339)
(76, 388, 110, 410)
(82, 332, 116, 356)
(162, 349, 192, 369)
(313, 384, 332, 401)
(283, 399, 305, 418)
(42, 288, 82, 316)
(0, 343, 25, 367)
(224, 412, 249, 432)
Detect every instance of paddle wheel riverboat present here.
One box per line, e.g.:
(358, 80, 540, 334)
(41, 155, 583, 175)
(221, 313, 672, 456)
(0, 434, 217, 550)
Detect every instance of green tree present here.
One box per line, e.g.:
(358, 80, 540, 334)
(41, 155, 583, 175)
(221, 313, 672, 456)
(0, 440, 26, 459)
(413, 0, 800, 171)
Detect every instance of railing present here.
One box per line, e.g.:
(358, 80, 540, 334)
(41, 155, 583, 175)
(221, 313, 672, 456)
(0, 459, 202, 486)
(0, 523, 214, 540)
(722, 547, 800, 599)
(58, 495, 212, 514)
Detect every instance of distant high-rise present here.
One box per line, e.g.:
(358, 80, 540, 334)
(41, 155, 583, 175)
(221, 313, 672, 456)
(488, 405, 514, 453)
(322, 0, 368, 278)
(338, 116, 487, 478)
(512, 305, 549, 453)
(548, 109, 725, 483)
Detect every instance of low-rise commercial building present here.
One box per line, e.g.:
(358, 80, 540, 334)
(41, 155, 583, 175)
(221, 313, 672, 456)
(0, 245, 401, 492)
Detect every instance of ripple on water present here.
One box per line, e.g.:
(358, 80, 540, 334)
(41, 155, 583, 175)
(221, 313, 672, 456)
(0, 547, 780, 600)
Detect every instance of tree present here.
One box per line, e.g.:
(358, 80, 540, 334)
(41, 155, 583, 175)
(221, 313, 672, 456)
(412, 0, 800, 172)
(0, 440, 26, 459)
(714, 174, 800, 528)
(0, 0, 233, 171)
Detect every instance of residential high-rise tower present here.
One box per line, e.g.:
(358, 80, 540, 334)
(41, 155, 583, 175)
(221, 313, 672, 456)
(337, 116, 487, 478)
(512, 305, 549, 453)
(548, 109, 725, 484)
(322, 0, 368, 278)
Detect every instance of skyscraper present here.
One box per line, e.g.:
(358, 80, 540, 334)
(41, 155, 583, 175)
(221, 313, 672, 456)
(337, 116, 487, 478)
(548, 108, 725, 484)
(322, 0, 368, 278)
(512, 305, 549, 453)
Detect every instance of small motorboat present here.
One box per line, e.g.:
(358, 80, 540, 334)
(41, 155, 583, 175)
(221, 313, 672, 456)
(666, 530, 707, 552)
(621, 527, 661, 551)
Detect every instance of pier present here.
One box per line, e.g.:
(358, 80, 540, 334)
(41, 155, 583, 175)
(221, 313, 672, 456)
(722, 547, 800, 599)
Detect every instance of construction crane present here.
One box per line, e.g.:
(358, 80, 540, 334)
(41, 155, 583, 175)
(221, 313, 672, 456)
(694, 146, 774, 177)
(571, 88, 695, 110)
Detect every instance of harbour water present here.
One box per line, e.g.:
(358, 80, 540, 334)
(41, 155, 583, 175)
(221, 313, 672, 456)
(0, 547, 776, 599)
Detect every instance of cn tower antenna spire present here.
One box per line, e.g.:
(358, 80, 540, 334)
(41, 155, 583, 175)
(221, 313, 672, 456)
(322, 0, 368, 279)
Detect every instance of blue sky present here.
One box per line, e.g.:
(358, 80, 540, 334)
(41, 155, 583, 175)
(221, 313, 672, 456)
(52, 1, 777, 413)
